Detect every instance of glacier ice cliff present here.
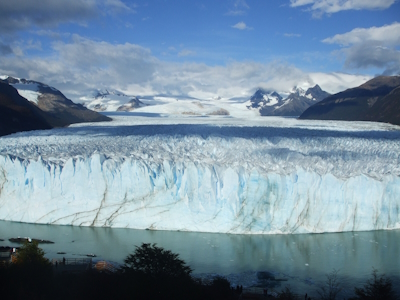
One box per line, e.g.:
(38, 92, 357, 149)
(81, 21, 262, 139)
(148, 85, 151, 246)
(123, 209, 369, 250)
(0, 117, 399, 234)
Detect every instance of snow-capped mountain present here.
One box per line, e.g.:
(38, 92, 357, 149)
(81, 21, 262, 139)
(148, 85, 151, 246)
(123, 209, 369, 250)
(247, 89, 284, 109)
(247, 85, 330, 117)
(268, 85, 330, 116)
(304, 84, 330, 101)
(289, 86, 306, 97)
(0, 75, 60, 105)
(116, 96, 144, 112)
(82, 89, 145, 112)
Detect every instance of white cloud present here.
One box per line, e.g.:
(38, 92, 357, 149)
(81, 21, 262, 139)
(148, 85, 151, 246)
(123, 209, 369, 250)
(52, 35, 157, 83)
(34, 30, 71, 39)
(225, 10, 246, 16)
(344, 44, 400, 74)
(322, 23, 400, 46)
(290, 0, 315, 7)
(323, 23, 400, 74)
(25, 39, 42, 51)
(0, 0, 134, 33)
(178, 49, 196, 57)
(225, 0, 249, 16)
(0, 0, 98, 33)
(290, 0, 396, 17)
(284, 33, 302, 38)
(1, 38, 43, 57)
(104, 0, 135, 14)
(0, 35, 370, 101)
(234, 0, 250, 9)
(0, 42, 12, 55)
(308, 72, 372, 93)
(11, 46, 24, 57)
(232, 22, 253, 30)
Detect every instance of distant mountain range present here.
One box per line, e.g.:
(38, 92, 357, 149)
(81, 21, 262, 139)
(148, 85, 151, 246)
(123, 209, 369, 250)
(82, 89, 145, 112)
(247, 85, 330, 116)
(300, 76, 400, 126)
(1, 73, 398, 137)
(0, 76, 110, 136)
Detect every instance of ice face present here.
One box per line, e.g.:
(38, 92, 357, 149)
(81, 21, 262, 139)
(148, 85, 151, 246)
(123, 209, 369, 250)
(0, 115, 399, 234)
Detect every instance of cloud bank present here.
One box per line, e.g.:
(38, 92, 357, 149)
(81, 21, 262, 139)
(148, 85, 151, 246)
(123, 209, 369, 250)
(0, 35, 370, 101)
(290, 0, 396, 17)
(0, 0, 98, 33)
(323, 23, 400, 75)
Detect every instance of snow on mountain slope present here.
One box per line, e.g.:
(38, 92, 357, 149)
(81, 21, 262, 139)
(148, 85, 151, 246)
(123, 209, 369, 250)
(2, 76, 56, 105)
(0, 81, 52, 136)
(247, 85, 331, 116)
(10, 83, 41, 104)
(82, 89, 145, 112)
(290, 86, 305, 97)
(0, 76, 111, 127)
(0, 114, 399, 234)
(248, 89, 284, 109)
(132, 97, 260, 119)
(263, 94, 279, 106)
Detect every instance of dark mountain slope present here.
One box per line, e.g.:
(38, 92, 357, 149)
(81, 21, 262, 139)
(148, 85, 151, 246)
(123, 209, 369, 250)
(299, 76, 400, 125)
(0, 82, 51, 136)
(1, 76, 111, 127)
(365, 85, 400, 125)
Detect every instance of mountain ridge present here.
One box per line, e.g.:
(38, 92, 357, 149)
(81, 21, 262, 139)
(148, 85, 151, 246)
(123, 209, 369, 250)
(299, 75, 400, 126)
(248, 84, 330, 116)
(1, 76, 111, 127)
(83, 89, 145, 112)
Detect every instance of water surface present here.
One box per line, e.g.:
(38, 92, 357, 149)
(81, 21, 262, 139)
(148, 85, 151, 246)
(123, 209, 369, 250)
(0, 221, 398, 298)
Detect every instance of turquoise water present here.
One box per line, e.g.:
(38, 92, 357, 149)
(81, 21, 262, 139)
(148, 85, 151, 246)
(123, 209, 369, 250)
(0, 220, 399, 297)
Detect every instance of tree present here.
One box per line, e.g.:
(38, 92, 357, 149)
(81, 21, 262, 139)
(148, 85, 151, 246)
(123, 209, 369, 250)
(209, 276, 232, 299)
(350, 268, 396, 300)
(15, 240, 51, 267)
(122, 243, 200, 300)
(277, 285, 297, 300)
(12, 241, 52, 298)
(317, 269, 343, 300)
(123, 243, 192, 279)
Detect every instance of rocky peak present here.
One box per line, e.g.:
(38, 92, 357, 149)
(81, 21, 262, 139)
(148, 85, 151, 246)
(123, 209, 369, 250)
(305, 85, 330, 101)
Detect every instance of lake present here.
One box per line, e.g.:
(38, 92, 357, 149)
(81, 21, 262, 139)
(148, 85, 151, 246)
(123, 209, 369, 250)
(0, 220, 399, 298)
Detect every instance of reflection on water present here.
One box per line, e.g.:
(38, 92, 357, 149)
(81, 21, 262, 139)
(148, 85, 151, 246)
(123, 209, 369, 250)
(0, 220, 399, 298)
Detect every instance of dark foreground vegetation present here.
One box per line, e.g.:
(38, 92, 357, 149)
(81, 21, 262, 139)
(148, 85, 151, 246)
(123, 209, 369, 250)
(0, 241, 397, 300)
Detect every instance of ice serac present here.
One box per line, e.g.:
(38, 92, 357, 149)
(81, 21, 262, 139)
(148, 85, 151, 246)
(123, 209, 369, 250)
(0, 149, 399, 234)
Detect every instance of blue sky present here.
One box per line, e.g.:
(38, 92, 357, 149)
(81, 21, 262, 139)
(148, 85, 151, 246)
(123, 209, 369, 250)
(0, 0, 399, 100)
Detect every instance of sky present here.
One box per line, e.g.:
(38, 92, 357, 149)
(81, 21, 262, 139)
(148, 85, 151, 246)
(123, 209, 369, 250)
(0, 0, 399, 101)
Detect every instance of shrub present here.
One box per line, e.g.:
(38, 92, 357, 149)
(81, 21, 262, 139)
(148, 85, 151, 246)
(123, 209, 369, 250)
(317, 269, 343, 300)
(123, 243, 192, 279)
(277, 285, 297, 300)
(350, 268, 396, 300)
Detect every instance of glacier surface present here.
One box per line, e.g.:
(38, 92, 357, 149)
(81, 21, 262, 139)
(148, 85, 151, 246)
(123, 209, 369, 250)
(0, 114, 399, 234)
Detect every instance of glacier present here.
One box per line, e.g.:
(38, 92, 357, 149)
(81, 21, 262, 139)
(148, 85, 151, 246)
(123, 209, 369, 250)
(0, 114, 399, 234)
